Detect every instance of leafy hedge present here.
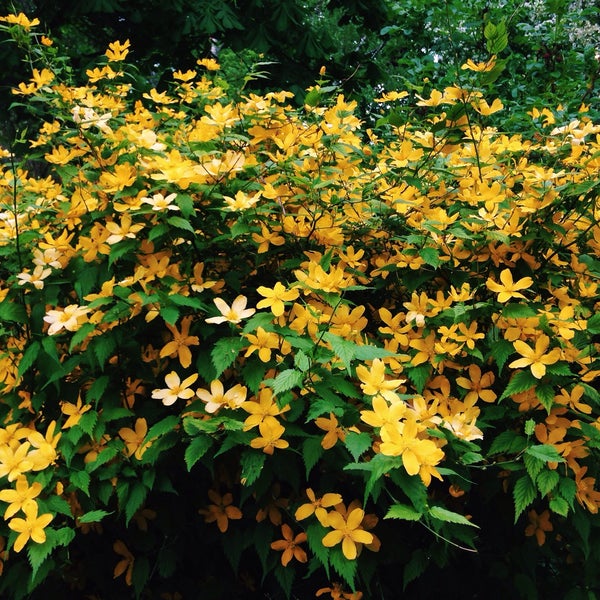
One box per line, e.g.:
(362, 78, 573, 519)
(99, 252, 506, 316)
(1, 12, 600, 600)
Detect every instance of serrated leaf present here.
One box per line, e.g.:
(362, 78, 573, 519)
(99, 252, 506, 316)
(353, 344, 396, 361)
(27, 535, 56, 579)
(523, 453, 544, 480)
(328, 546, 357, 587)
(89, 333, 117, 370)
(78, 509, 113, 524)
(536, 470, 560, 496)
(70, 470, 91, 496)
(167, 215, 194, 233)
(501, 303, 537, 318)
(513, 475, 536, 522)
(132, 556, 151, 599)
(184, 436, 213, 471)
(17, 341, 41, 377)
(535, 384, 555, 412)
(78, 410, 99, 436)
(526, 444, 564, 463)
(159, 305, 179, 325)
(86, 375, 110, 403)
(403, 549, 427, 590)
(344, 431, 372, 461)
(145, 415, 180, 441)
(183, 416, 219, 435)
(557, 477, 577, 507)
(419, 246, 440, 268)
(385, 503, 423, 521)
(175, 194, 195, 218)
(549, 496, 569, 517)
(322, 332, 356, 373)
(240, 449, 266, 485)
(302, 436, 324, 478)
(488, 430, 527, 455)
(491, 338, 516, 373)
(273, 562, 295, 598)
(294, 350, 311, 372)
(500, 370, 537, 401)
(125, 482, 148, 524)
(68, 322, 96, 351)
(429, 505, 478, 527)
(271, 369, 303, 395)
(404, 364, 431, 394)
(211, 337, 246, 378)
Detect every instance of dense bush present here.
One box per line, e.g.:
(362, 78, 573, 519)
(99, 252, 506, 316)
(1, 11, 600, 600)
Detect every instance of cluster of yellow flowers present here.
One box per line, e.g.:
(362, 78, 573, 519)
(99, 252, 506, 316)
(1, 12, 600, 598)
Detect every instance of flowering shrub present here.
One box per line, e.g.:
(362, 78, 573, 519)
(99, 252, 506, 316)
(1, 12, 600, 600)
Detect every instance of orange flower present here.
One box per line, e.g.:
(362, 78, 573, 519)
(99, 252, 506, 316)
(322, 507, 374, 560)
(113, 539, 134, 585)
(270, 524, 308, 566)
(509, 334, 561, 379)
(159, 316, 200, 368)
(315, 413, 346, 449)
(524, 509, 553, 546)
(295, 488, 343, 525)
(198, 490, 242, 532)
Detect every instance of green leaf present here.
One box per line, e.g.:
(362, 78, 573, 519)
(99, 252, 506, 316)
(385, 503, 423, 521)
(491, 338, 515, 373)
(86, 375, 110, 403)
(353, 344, 396, 361)
(513, 475, 536, 522)
(167, 215, 194, 233)
(240, 449, 266, 486)
(132, 556, 151, 599)
(270, 369, 303, 395)
(27, 535, 56, 579)
(535, 384, 555, 412)
(523, 453, 544, 481)
(68, 322, 96, 351)
(404, 364, 431, 394)
(78, 509, 113, 524)
(549, 496, 569, 517)
(429, 505, 478, 527)
(403, 549, 427, 590)
(322, 332, 355, 373)
(146, 415, 180, 441)
(419, 247, 440, 268)
(501, 303, 537, 318)
(17, 341, 41, 377)
(211, 336, 246, 378)
(344, 431, 372, 462)
(125, 482, 148, 524)
(328, 545, 357, 588)
(175, 194, 195, 218)
(302, 436, 324, 478)
(500, 370, 537, 401)
(0, 300, 27, 322)
(557, 477, 577, 508)
(488, 430, 527, 455)
(89, 332, 116, 370)
(525, 444, 565, 463)
(70, 470, 91, 496)
(294, 349, 311, 372)
(159, 305, 179, 325)
(536, 470, 560, 496)
(587, 313, 600, 334)
(184, 436, 213, 471)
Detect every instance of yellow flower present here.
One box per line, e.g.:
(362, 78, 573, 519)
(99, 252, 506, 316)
(196, 380, 247, 413)
(244, 327, 281, 362)
(315, 413, 346, 450)
(198, 490, 242, 532)
(256, 282, 300, 317)
(141, 192, 180, 211)
(222, 190, 261, 211)
(118, 418, 152, 459)
(8, 500, 53, 552)
(60, 395, 92, 428)
(509, 334, 561, 379)
(252, 224, 285, 253)
(151, 371, 198, 406)
(486, 269, 533, 303)
(0, 13, 40, 30)
(16, 265, 52, 290)
(43, 304, 90, 335)
(205, 295, 256, 324)
(360, 395, 407, 429)
(461, 56, 497, 72)
(270, 524, 307, 566)
(356, 359, 405, 402)
(104, 214, 144, 244)
(242, 387, 289, 430)
(321, 508, 374, 560)
(159, 316, 200, 368)
(294, 488, 343, 525)
(0, 475, 43, 519)
(456, 364, 497, 404)
(0, 442, 34, 481)
(196, 57, 220, 71)
(105, 39, 130, 62)
(250, 419, 289, 454)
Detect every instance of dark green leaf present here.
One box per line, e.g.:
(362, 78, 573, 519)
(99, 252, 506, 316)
(184, 436, 213, 471)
